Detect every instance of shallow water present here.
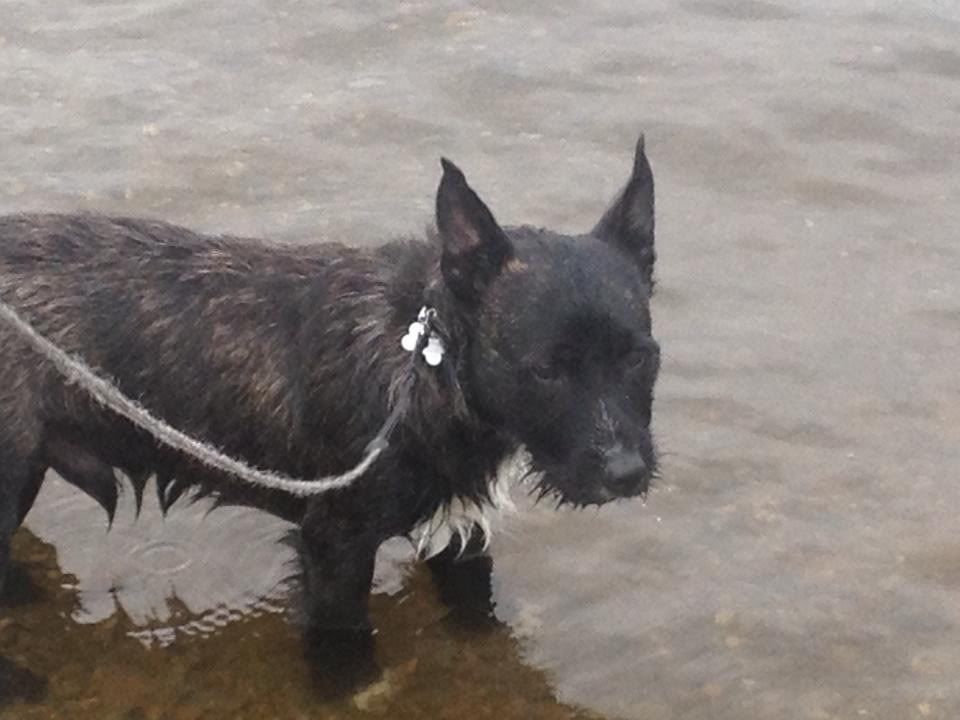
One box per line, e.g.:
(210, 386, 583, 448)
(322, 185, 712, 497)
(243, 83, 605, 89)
(2, 0, 959, 717)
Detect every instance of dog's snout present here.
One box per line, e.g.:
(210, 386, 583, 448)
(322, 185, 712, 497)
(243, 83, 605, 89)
(605, 446, 646, 477)
(603, 447, 649, 496)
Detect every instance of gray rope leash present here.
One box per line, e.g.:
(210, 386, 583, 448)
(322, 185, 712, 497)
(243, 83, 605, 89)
(0, 299, 442, 498)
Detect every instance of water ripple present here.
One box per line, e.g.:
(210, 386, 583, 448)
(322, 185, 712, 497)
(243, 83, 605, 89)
(25, 473, 296, 646)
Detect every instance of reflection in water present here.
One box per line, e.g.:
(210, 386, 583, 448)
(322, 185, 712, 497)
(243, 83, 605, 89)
(26, 475, 293, 647)
(1, 0, 960, 717)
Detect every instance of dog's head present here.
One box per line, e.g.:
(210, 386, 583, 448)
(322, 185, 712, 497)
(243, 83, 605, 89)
(436, 136, 660, 506)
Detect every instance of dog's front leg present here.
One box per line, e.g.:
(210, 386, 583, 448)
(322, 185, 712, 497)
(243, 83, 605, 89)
(298, 521, 378, 636)
(426, 524, 497, 625)
(297, 492, 385, 693)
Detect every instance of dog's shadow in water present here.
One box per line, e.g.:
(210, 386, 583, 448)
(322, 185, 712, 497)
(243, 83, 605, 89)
(3, 529, 587, 718)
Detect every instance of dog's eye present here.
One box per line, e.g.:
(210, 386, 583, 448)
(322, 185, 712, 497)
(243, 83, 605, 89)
(531, 361, 562, 383)
(624, 350, 647, 371)
(624, 343, 661, 382)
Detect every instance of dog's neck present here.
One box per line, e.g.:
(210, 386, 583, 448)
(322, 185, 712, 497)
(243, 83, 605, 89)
(374, 237, 518, 511)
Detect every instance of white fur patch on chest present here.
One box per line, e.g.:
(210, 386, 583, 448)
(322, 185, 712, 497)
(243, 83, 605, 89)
(409, 446, 535, 560)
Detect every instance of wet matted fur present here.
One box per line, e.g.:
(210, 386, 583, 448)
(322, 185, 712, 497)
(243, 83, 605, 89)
(0, 137, 660, 680)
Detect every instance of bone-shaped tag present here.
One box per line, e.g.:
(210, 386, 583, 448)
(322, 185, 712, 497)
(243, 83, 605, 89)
(422, 336, 445, 366)
(401, 321, 425, 352)
(400, 307, 445, 366)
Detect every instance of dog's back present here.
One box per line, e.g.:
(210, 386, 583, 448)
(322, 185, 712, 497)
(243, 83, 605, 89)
(0, 214, 407, 525)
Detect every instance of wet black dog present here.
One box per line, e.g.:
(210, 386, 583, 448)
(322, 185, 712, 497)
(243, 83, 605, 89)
(0, 137, 659, 675)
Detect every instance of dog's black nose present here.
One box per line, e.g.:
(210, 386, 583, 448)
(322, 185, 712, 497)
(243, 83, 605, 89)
(603, 448, 649, 497)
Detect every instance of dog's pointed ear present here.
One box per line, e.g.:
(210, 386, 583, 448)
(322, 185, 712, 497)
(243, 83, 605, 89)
(436, 158, 513, 302)
(592, 135, 655, 286)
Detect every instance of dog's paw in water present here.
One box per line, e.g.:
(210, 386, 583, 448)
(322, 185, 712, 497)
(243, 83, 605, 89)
(426, 541, 499, 631)
(304, 627, 381, 701)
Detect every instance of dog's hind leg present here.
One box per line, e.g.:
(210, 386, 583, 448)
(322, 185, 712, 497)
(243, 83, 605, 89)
(0, 350, 47, 600)
(16, 472, 45, 528)
(0, 454, 46, 600)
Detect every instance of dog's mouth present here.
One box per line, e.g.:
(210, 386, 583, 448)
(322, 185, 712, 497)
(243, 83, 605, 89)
(530, 455, 657, 508)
